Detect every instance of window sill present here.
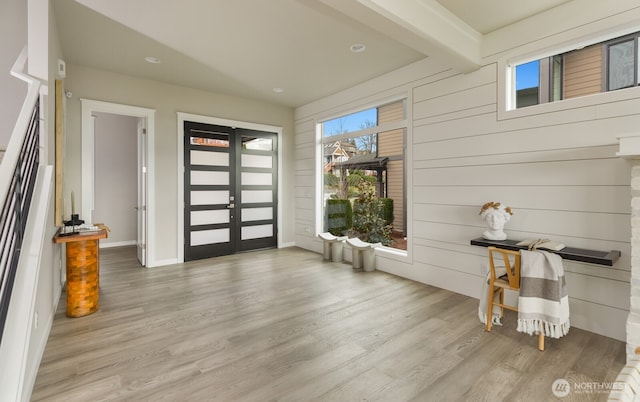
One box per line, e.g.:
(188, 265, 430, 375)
(375, 245, 409, 263)
(497, 85, 640, 122)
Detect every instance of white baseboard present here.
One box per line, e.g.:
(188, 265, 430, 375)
(100, 240, 136, 249)
(24, 299, 57, 401)
(147, 258, 179, 268)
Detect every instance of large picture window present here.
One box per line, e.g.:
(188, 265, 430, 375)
(320, 100, 406, 251)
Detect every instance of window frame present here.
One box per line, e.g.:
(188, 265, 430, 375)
(514, 55, 563, 109)
(502, 27, 640, 117)
(605, 33, 639, 91)
(317, 98, 408, 254)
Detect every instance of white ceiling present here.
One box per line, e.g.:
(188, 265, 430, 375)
(436, 0, 572, 34)
(53, 0, 572, 108)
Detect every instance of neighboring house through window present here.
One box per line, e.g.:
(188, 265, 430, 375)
(512, 31, 640, 109)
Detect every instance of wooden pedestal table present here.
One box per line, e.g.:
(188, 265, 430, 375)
(53, 228, 108, 317)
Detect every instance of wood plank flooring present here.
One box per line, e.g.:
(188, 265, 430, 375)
(32, 246, 626, 401)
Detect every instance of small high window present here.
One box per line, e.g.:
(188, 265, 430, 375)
(515, 60, 540, 108)
(511, 31, 640, 109)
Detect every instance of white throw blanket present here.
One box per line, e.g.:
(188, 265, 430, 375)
(517, 249, 570, 339)
(478, 265, 507, 326)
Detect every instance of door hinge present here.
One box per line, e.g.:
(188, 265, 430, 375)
(142, 128, 147, 134)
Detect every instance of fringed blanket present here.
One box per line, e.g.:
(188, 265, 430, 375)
(517, 249, 570, 339)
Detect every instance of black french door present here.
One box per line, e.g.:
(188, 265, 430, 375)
(184, 121, 277, 261)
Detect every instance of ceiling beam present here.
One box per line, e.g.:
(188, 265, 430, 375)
(314, 0, 482, 73)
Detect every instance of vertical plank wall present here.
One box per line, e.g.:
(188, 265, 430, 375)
(294, 11, 640, 341)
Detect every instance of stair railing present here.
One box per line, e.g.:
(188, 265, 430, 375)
(0, 46, 42, 344)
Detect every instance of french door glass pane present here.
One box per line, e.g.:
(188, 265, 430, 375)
(190, 171, 229, 185)
(242, 136, 272, 151)
(191, 210, 230, 225)
(189, 135, 229, 148)
(242, 190, 272, 203)
(241, 154, 272, 168)
(241, 172, 272, 186)
(190, 190, 229, 205)
(241, 207, 273, 222)
(190, 150, 229, 166)
(191, 228, 230, 245)
(241, 224, 273, 240)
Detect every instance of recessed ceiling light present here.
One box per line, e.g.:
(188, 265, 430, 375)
(272, 87, 284, 93)
(145, 56, 161, 64)
(350, 44, 366, 53)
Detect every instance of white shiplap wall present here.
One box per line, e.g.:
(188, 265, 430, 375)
(294, 4, 640, 341)
(410, 61, 632, 341)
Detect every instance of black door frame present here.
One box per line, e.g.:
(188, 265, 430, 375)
(183, 121, 278, 261)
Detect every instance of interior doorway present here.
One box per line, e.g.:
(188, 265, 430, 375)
(92, 112, 138, 247)
(80, 99, 156, 267)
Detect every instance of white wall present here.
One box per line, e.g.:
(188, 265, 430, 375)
(25, 0, 64, 397)
(295, 2, 640, 341)
(1, 0, 64, 400)
(63, 65, 295, 265)
(27, 0, 48, 82)
(93, 112, 138, 247)
(0, 0, 28, 147)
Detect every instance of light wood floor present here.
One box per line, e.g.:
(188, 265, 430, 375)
(32, 246, 626, 401)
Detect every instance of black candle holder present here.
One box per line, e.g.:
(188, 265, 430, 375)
(64, 214, 84, 227)
(59, 214, 85, 236)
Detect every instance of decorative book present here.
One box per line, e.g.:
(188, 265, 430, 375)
(516, 239, 566, 251)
